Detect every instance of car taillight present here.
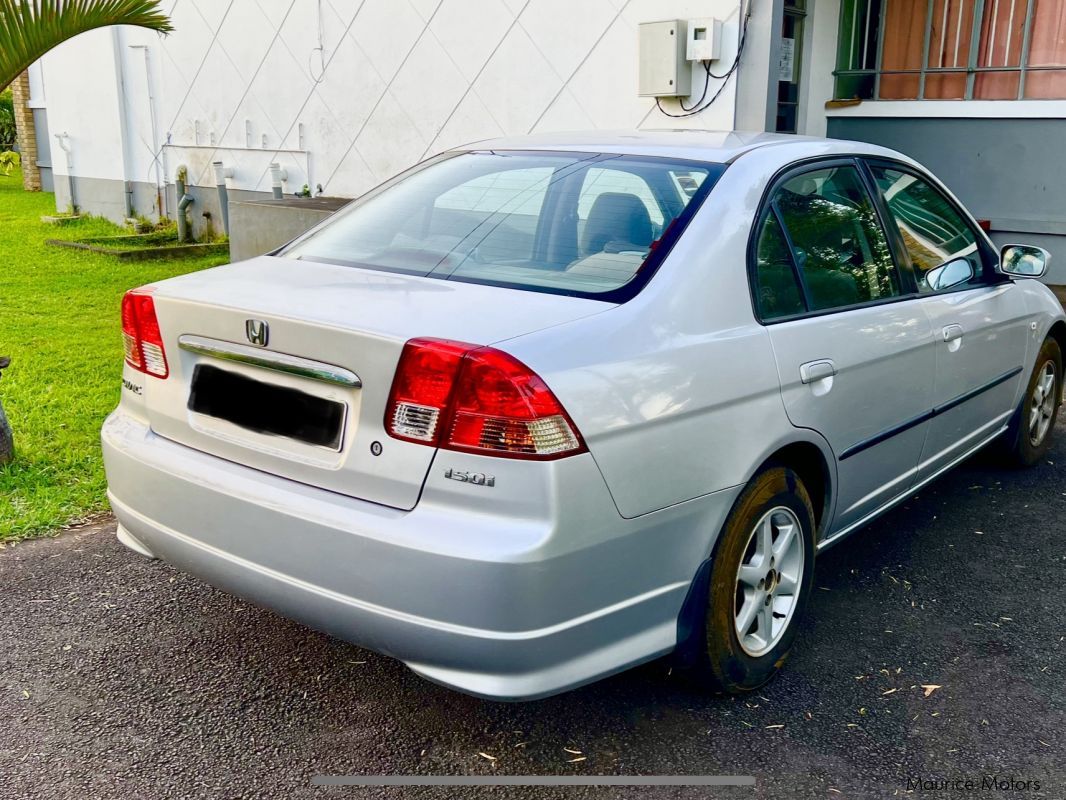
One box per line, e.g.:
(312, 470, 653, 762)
(121, 288, 169, 378)
(385, 337, 586, 459)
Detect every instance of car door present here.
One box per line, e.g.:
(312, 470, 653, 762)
(751, 159, 937, 535)
(866, 161, 1031, 481)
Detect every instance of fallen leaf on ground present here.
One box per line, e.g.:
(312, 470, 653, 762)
(563, 747, 582, 755)
(765, 724, 784, 729)
(478, 752, 496, 762)
(567, 756, 587, 763)
(922, 684, 942, 697)
(882, 688, 898, 696)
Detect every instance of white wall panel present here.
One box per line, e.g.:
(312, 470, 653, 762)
(40, 28, 124, 183)
(39, 0, 762, 215)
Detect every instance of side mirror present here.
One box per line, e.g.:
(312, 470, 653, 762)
(1000, 244, 1050, 278)
(922, 258, 974, 291)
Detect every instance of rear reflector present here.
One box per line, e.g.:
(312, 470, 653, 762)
(121, 288, 169, 379)
(385, 338, 585, 459)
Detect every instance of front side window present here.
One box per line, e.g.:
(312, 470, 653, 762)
(772, 165, 901, 312)
(283, 152, 721, 299)
(869, 165, 982, 292)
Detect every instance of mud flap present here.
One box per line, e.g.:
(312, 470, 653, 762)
(670, 558, 713, 668)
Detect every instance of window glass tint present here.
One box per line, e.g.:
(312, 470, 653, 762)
(753, 214, 805, 319)
(284, 152, 720, 298)
(870, 166, 981, 292)
(432, 167, 552, 264)
(578, 167, 664, 227)
(436, 167, 553, 215)
(775, 165, 900, 311)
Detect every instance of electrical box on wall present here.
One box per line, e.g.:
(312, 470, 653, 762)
(686, 18, 722, 62)
(638, 20, 691, 97)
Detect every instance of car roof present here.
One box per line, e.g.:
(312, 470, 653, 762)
(450, 129, 906, 165)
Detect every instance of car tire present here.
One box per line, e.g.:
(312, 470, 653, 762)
(1001, 336, 1062, 468)
(693, 466, 816, 694)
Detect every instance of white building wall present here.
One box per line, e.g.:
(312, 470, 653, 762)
(38, 0, 772, 221)
(37, 29, 127, 194)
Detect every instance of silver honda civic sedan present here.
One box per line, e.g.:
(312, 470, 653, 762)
(103, 131, 1064, 700)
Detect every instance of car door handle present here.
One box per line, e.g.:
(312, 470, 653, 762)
(942, 324, 964, 343)
(799, 359, 837, 384)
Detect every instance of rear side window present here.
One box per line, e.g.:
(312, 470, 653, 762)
(753, 214, 805, 319)
(772, 165, 901, 312)
(283, 151, 722, 300)
(868, 166, 982, 292)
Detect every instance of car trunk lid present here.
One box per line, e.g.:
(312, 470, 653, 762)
(142, 256, 608, 510)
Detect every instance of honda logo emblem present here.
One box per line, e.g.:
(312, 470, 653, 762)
(245, 319, 269, 347)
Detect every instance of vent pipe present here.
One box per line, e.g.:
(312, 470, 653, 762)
(175, 165, 193, 242)
(212, 161, 233, 236)
(269, 162, 287, 200)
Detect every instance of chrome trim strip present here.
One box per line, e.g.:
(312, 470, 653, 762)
(177, 335, 361, 389)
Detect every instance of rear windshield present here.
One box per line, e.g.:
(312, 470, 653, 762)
(282, 151, 723, 300)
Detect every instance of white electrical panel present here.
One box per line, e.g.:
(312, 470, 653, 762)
(686, 18, 722, 62)
(638, 20, 691, 97)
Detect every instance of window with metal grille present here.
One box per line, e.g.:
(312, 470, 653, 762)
(835, 0, 1066, 99)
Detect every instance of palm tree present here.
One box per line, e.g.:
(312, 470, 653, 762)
(1, 1, 172, 91)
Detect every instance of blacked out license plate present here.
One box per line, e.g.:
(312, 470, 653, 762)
(188, 364, 345, 450)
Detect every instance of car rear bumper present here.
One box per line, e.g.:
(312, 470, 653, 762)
(102, 410, 738, 700)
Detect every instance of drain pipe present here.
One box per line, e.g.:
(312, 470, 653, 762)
(269, 162, 287, 200)
(128, 44, 167, 218)
(111, 29, 135, 218)
(175, 165, 194, 243)
(212, 161, 233, 236)
(54, 133, 77, 212)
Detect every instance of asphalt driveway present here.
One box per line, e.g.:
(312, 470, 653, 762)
(2, 422, 1064, 799)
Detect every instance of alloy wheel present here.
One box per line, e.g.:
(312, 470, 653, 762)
(734, 506, 805, 657)
(1029, 360, 1058, 446)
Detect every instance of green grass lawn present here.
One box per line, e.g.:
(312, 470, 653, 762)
(0, 170, 229, 540)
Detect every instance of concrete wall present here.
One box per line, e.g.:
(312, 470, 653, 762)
(228, 197, 350, 262)
(826, 116, 1066, 285)
(37, 0, 773, 230)
(798, 0, 839, 137)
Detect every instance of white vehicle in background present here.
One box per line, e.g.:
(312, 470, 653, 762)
(103, 131, 1064, 700)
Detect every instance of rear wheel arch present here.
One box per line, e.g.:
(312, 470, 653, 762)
(753, 440, 832, 537)
(673, 438, 831, 672)
(1047, 321, 1066, 363)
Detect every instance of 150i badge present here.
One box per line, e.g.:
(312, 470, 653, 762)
(444, 468, 495, 487)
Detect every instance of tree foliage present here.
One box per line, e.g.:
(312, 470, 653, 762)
(0, 1, 173, 91)
(0, 88, 15, 148)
